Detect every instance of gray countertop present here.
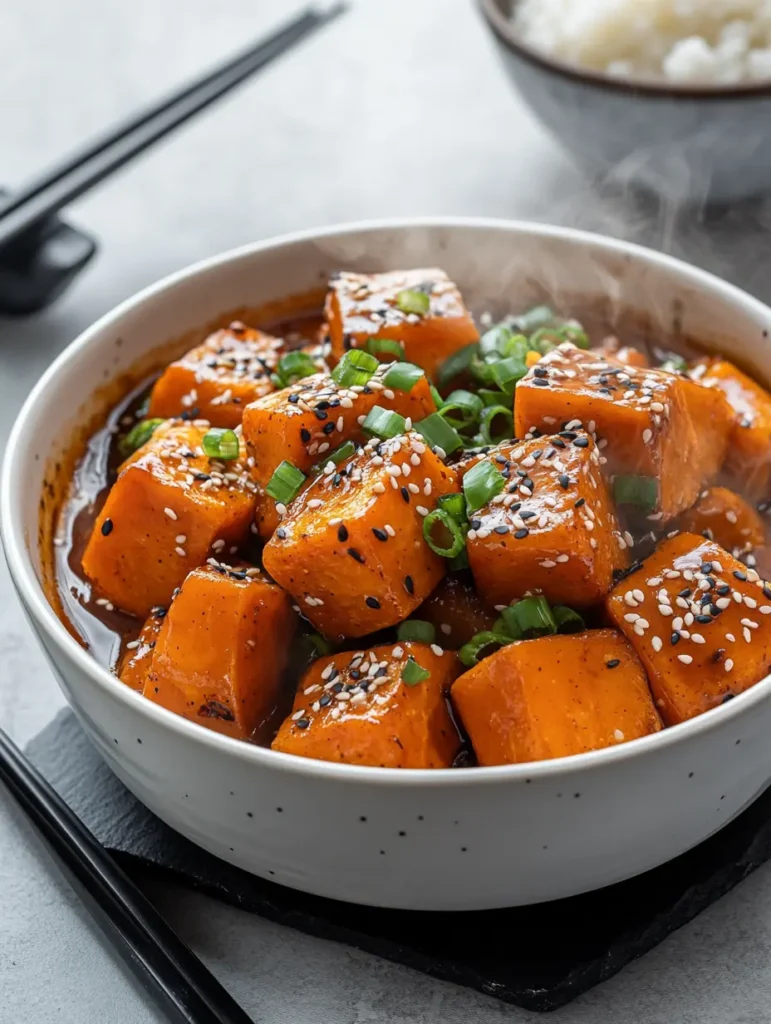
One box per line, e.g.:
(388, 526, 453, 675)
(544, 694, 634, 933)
(3, 0, 771, 1020)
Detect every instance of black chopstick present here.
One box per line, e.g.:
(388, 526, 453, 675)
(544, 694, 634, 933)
(0, 3, 346, 252)
(0, 725, 255, 1023)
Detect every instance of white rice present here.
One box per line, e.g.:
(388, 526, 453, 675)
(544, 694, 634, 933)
(512, 0, 771, 84)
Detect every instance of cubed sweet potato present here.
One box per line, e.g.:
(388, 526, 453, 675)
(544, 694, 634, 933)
(606, 533, 771, 725)
(262, 433, 458, 639)
(515, 342, 733, 520)
(324, 269, 479, 379)
(118, 607, 166, 691)
(242, 367, 436, 491)
(82, 421, 257, 617)
(148, 323, 288, 428)
(696, 359, 771, 500)
(464, 433, 627, 608)
(416, 574, 497, 647)
(144, 563, 296, 740)
(452, 629, 661, 765)
(272, 642, 461, 767)
(679, 486, 765, 555)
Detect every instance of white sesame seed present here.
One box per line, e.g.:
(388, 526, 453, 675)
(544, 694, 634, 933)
(673, 616, 684, 631)
(556, 554, 569, 563)
(725, 659, 734, 672)
(633, 589, 645, 603)
(164, 507, 178, 520)
(652, 636, 663, 652)
(430, 644, 444, 656)
(275, 502, 287, 516)
(291, 709, 305, 721)
(175, 534, 187, 544)
(373, 482, 386, 494)
(624, 613, 639, 623)
(384, 524, 396, 537)
(624, 593, 639, 607)
(726, 632, 736, 642)
(745, 596, 758, 609)
(614, 729, 625, 741)
(642, 429, 652, 443)
(658, 604, 673, 616)
(636, 618, 650, 629)
(125, 640, 141, 650)
(175, 546, 186, 557)
(678, 654, 693, 665)
(744, 627, 752, 643)
(733, 591, 743, 604)
(416, 506, 429, 517)
(440, 623, 451, 635)
(716, 598, 731, 610)
(691, 634, 706, 645)
(541, 560, 556, 569)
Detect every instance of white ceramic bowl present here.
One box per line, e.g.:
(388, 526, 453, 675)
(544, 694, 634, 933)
(5, 218, 771, 911)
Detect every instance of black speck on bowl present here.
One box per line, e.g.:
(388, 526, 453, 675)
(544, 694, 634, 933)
(479, 0, 771, 203)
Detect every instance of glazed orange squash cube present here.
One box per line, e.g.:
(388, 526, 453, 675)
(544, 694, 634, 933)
(678, 486, 765, 556)
(262, 433, 458, 640)
(118, 607, 167, 691)
(148, 323, 287, 429)
(324, 269, 479, 379)
(272, 642, 461, 767)
(242, 367, 436, 491)
(464, 434, 627, 609)
(82, 421, 256, 617)
(451, 629, 661, 765)
(606, 533, 771, 726)
(697, 359, 771, 500)
(515, 343, 733, 520)
(416, 575, 497, 648)
(144, 563, 296, 740)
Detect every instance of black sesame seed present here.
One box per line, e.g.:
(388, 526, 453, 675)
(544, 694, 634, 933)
(671, 631, 681, 645)
(734, 570, 748, 581)
(322, 421, 336, 435)
(559, 430, 578, 440)
(606, 659, 620, 669)
(401, 486, 410, 503)
(520, 510, 536, 519)
(470, 519, 482, 530)
(533, 366, 548, 378)
(300, 426, 312, 443)
(372, 528, 388, 542)
(552, 438, 566, 448)
(296, 718, 310, 730)
(350, 670, 360, 680)
(533, 378, 549, 387)
(348, 548, 365, 563)
(319, 694, 331, 706)
(494, 525, 509, 535)
(558, 474, 570, 489)
(717, 584, 731, 596)
(404, 575, 414, 595)
(101, 518, 113, 536)
(679, 588, 692, 598)
(574, 497, 586, 508)
(696, 614, 713, 624)
(338, 524, 348, 542)
(332, 681, 344, 693)
(514, 528, 529, 539)
(288, 394, 299, 404)
(701, 561, 713, 574)
(314, 409, 328, 421)
(276, 528, 287, 540)
(366, 596, 381, 609)
(763, 585, 771, 601)
(573, 437, 589, 448)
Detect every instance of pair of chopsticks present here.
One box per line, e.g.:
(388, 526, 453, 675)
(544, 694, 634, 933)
(0, 3, 346, 253)
(0, 726, 253, 1023)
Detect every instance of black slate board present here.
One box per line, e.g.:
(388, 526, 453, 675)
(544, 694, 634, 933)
(25, 710, 771, 1012)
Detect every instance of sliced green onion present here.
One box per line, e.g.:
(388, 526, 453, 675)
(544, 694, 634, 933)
(414, 412, 463, 454)
(491, 356, 528, 394)
(402, 656, 431, 685)
(479, 405, 513, 445)
(448, 547, 469, 571)
(479, 324, 514, 359)
(660, 354, 688, 373)
(396, 288, 430, 316)
(552, 605, 586, 634)
(308, 633, 333, 656)
(459, 631, 512, 668)
(429, 384, 444, 409)
(513, 304, 555, 334)
(528, 327, 563, 355)
(559, 320, 590, 349)
(436, 343, 478, 388)
(498, 606, 524, 640)
(271, 350, 317, 388)
(362, 405, 406, 440)
(463, 460, 505, 513)
(202, 427, 240, 461)
(331, 349, 379, 387)
(507, 596, 557, 639)
(478, 388, 513, 409)
(365, 337, 404, 360)
(437, 492, 468, 527)
(500, 333, 530, 361)
(423, 509, 466, 559)
(383, 361, 425, 392)
(469, 354, 497, 387)
(266, 460, 306, 503)
(119, 418, 164, 456)
(325, 440, 357, 466)
(439, 390, 483, 431)
(613, 474, 658, 511)
(397, 620, 436, 644)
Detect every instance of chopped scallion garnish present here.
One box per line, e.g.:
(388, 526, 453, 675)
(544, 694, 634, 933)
(448, 547, 469, 571)
(265, 460, 307, 504)
(459, 631, 511, 668)
(271, 350, 317, 388)
(119, 418, 164, 457)
(429, 384, 444, 409)
(397, 620, 436, 644)
(479, 404, 513, 445)
(325, 440, 357, 466)
(402, 656, 431, 685)
(331, 349, 379, 387)
(559, 320, 590, 349)
(491, 356, 528, 394)
(308, 633, 333, 656)
(436, 342, 478, 388)
(202, 427, 240, 461)
(552, 605, 586, 634)
(365, 337, 405, 359)
(422, 508, 466, 559)
(463, 460, 505, 513)
(512, 304, 555, 334)
(362, 405, 406, 440)
(506, 596, 557, 639)
(436, 492, 468, 527)
(383, 361, 425, 392)
(396, 288, 430, 316)
(613, 474, 658, 512)
(414, 412, 463, 454)
(438, 389, 483, 431)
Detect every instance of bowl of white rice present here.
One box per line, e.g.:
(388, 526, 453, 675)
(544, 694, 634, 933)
(479, 0, 771, 201)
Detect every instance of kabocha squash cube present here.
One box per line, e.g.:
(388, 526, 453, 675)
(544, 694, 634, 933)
(82, 421, 257, 617)
(679, 486, 765, 556)
(144, 563, 296, 740)
(697, 359, 771, 500)
(262, 433, 459, 640)
(417, 575, 497, 648)
(606, 533, 771, 726)
(324, 268, 479, 379)
(118, 606, 166, 691)
(242, 366, 436, 491)
(451, 629, 661, 765)
(464, 433, 627, 609)
(514, 342, 733, 520)
(148, 323, 286, 429)
(272, 642, 461, 767)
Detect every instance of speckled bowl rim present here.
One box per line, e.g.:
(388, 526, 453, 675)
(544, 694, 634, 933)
(480, 0, 771, 100)
(4, 216, 771, 788)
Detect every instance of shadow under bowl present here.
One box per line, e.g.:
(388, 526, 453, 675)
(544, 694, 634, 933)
(479, 0, 771, 204)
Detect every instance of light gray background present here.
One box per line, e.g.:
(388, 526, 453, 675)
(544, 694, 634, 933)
(3, 1, 771, 1020)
